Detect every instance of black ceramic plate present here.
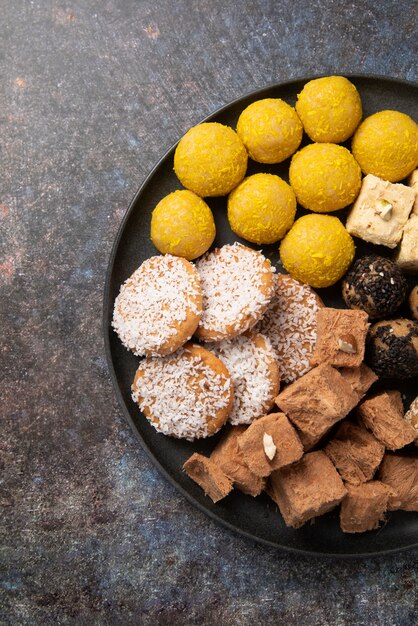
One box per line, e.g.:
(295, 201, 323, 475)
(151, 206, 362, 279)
(104, 75, 418, 557)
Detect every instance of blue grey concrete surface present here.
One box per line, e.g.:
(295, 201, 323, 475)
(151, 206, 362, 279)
(1, 1, 417, 624)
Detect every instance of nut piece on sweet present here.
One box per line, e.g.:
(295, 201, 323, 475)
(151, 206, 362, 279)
(275, 364, 359, 443)
(378, 454, 418, 512)
(183, 453, 233, 503)
(345, 174, 415, 248)
(310, 308, 369, 368)
(358, 391, 416, 450)
(404, 396, 418, 448)
(366, 318, 418, 379)
(342, 255, 408, 320)
(324, 421, 385, 485)
(340, 481, 393, 534)
(237, 413, 303, 478)
(394, 214, 418, 274)
(339, 363, 378, 401)
(409, 285, 418, 320)
(210, 426, 266, 496)
(267, 451, 347, 528)
(407, 169, 418, 215)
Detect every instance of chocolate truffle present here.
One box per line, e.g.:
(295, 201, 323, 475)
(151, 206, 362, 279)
(342, 255, 408, 319)
(409, 285, 418, 320)
(366, 318, 418, 378)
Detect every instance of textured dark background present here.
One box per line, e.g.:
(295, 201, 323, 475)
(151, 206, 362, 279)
(1, 1, 417, 625)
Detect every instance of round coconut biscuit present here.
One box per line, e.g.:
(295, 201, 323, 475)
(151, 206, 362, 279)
(112, 255, 202, 357)
(195, 242, 275, 342)
(209, 332, 280, 425)
(256, 273, 324, 383)
(132, 343, 234, 440)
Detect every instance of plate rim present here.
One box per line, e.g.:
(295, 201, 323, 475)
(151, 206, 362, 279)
(103, 73, 418, 558)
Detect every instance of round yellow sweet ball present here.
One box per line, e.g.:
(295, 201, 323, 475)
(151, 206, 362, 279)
(352, 110, 418, 182)
(280, 214, 355, 288)
(295, 76, 362, 143)
(289, 143, 362, 213)
(236, 98, 303, 163)
(151, 189, 216, 260)
(174, 122, 248, 197)
(227, 173, 296, 245)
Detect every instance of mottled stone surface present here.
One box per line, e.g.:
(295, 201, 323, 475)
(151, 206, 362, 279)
(1, 1, 417, 624)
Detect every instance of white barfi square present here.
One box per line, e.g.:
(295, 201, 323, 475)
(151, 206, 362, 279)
(394, 214, 418, 273)
(407, 169, 418, 215)
(346, 174, 415, 248)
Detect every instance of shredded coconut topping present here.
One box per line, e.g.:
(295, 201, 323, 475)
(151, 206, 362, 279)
(196, 243, 274, 337)
(112, 255, 201, 356)
(256, 274, 321, 383)
(132, 348, 231, 440)
(209, 333, 278, 425)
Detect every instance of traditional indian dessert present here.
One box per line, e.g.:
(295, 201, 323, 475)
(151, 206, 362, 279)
(339, 363, 378, 402)
(183, 454, 233, 503)
(324, 421, 385, 485)
(366, 318, 418, 379)
(394, 214, 418, 273)
(173, 122, 247, 197)
(267, 451, 347, 528)
(236, 98, 303, 163)
(210, 426, 266, 496)
(237, 413, 303, 478)
(255, 273, 323, 383)
(407, 169, 418, 214)
(227, 173, 296, 244)
(342, 255, 408, 319)
(150, 189, 215, 260)
(280, 214, 355, 288)
(357, 390, 416, 450)
(295, 75, 362, 143)
(345, 174, 415, 248)
(352, 110, 418, 182)
(275, 364, 359, 446)
(379, 455, 418, 511)
(409, 285, 418, 320)
(404, 396, 418, 446)
(208, 332, 280, 425)
(112, 255, 202, 357)
(195, 243, 275, 342)
(289, 143, 361, 213)
(340, 481, 393, 534)
(132, 343, 233, 440)
(310, 308, 369, 368)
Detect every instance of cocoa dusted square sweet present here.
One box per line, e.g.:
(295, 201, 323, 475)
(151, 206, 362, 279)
(236, 413, 303, 478)
(275, 364, 359, 443)
(340, 481, 394, 533)
(210, 426, 265, 496)
(358, 391, 416, 450)
(183, 453, 233, 503)
(310, 308, 369, 368)
(339, 363, 378, 401)
(324, 421, 385, 485)
(267, 451, 347, 528)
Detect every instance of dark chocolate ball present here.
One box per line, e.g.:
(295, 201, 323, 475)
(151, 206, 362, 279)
(366, 318, 418, 379)
(342, 255, 408, 319)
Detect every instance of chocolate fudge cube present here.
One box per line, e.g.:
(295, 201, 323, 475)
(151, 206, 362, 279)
(311, 308, 369, 368)
(346, 174, 415, 248)
(183, 453, 233, 503)
(324, 421, 385, 485)
(339, 363, 378, 401)
(210, 426, 265, 496)
(378, 454, 418, 511)
(275, 364, 359, 442)
(267, 451, 347, 528)
(358, 391, 416, 450)
(340, 481, 393, 533)
(237, 413, 303, 478)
